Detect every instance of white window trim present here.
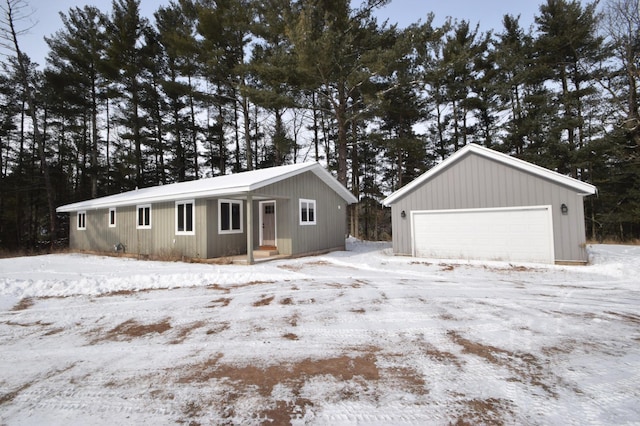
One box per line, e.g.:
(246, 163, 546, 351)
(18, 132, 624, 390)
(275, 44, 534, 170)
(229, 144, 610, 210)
(218, 199, 243, 234)
(299, 199, 317, 225)
(77, 211, 87, 230)
(108, 207, 117, 228)
(136, 204, 152, 229)
(175, 200, 195, 235)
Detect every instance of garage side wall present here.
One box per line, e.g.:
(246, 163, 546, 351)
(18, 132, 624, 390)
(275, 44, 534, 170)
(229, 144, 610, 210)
(390, 153, 589, 262)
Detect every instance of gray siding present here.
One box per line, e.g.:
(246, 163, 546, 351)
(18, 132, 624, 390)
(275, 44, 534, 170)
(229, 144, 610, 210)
(390, 153, 590, 262)
(70, 200, 208, 258)
(248, 198, 292, 254)
(255, 171, 349, 255)
(67, 171, 350, 260)
(206, 199, 247, 258)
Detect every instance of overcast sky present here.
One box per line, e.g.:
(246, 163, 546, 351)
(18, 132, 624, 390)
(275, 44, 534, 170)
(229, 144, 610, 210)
(15, 0, 544, 67)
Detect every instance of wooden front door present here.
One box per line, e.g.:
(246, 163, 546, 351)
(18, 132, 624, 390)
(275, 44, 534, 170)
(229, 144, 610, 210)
(260, 201, 276, 247)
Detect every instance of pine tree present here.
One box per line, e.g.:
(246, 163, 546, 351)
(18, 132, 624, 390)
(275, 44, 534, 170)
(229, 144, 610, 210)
(1, 0, 58, 247)
(287, 0, 391, 186)
(45, 5, 108, 199)
(154, 1, 200, 181)
(534, 0, 604, 174)
(196, 0, 255, 171)
(376, 22, 430, 192)
(247, 0, 298, 166)
(104, 0, 150, 189)
(441, 20, 491, 151)
(139, 25, 169, 185)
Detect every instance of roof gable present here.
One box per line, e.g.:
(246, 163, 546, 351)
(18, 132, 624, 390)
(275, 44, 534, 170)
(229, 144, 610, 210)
(383, 144, 597, 206)
(57, 162, 357, 212)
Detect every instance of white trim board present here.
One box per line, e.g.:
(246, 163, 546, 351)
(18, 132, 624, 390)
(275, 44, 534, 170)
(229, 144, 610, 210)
(383, 144, 596, 206)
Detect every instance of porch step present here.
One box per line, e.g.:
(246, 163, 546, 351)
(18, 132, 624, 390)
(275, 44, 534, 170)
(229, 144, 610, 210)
(254, 247, 279, 258)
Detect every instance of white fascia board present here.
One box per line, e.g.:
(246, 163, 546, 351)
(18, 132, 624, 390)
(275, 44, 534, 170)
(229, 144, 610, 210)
(382, 146, 470, 206)
(472, 144, 597, 195)
(56, 162, 358, 213)
(56, 186, 254, 212)
(249, 162, 357, 204)
(383, 144, 597, 206)
(312, 167, 359, 204)
(248, 162, 317, 192)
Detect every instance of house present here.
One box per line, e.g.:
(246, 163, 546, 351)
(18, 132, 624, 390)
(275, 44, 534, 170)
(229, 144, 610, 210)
(382, 144, 597, 264)
(56, 162, 358, 264)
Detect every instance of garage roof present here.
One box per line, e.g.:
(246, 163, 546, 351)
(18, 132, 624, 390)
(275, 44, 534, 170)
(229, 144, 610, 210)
(383, 144, 597, 206)
(57, 162, 357, 213)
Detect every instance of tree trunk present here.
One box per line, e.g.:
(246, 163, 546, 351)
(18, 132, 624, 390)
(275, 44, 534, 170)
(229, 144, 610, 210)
(188, 74, 199, 178)
(350, 119, 359, 239)
(242, 93, 253, 170)
(106, 97, 111, 191)
(132, 80, 143, 188)
(233, 97, 240, 172)
(90, 67, 98, 198)
(312, 92, 320, 162)
(6, 6, 57, 246)
(335, 86, 348, 186)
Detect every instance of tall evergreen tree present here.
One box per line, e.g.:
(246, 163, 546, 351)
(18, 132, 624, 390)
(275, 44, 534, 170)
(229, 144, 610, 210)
(418, 16, 453, 161)
(494, 15, 531, 154)
(534, 0, 604, 174)
(288, 0, 391, 187)
(377, 22, 430, 192)
(139, 25, 169, 185)
(441, 20, 491, 151)
(248, 0, 298, 166)
(154, 1, 200, 181)
(196, 0, 255, 171)
(45, 5, 107, 199)
(104, 0, 150, 189)
(1, 0, 58, 247)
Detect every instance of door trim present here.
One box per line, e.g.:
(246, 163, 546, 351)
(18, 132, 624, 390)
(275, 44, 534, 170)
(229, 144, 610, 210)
(259, 200, 277, 247)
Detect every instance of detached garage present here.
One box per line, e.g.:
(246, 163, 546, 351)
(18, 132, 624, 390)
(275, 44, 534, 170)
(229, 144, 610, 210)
(382, 144, 597, 264)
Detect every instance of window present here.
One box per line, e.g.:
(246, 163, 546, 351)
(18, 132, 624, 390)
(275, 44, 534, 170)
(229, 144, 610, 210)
(77, 211, 86, 230)
(137, 204, 152, 229)
(109, 208, 116, 228)
(299, 199, 316, 225)
(176, 200, 195, 235)
(219, 199, 243, 234)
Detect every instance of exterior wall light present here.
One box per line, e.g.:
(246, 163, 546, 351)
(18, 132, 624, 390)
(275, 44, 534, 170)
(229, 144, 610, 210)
(401, 210, 406, 218)
(561, 203, 568, 215)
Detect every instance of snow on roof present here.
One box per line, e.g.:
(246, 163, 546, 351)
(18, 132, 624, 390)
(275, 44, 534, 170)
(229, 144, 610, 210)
(383, 143, 597, 206)
(57, 162, 357, 213)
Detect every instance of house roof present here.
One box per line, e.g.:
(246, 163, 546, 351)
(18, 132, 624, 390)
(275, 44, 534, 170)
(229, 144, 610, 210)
(382, 144, 597, 206)
(57, 162, 357, 213)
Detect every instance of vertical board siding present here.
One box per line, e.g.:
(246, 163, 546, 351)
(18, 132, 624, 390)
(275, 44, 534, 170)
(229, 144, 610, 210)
(70, 201, 207, 258)
(391, 153, 590, 262)
(68, 170, 350, 260)
(255, 171, 348, 255)
(206, 199, 247, 258)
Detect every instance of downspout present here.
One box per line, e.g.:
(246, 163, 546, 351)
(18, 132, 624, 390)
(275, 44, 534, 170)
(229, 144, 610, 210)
(246, 193, 254, 265)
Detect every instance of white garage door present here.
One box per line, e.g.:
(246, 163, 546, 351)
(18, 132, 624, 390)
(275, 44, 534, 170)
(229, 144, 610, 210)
(411, 205, 555, 264)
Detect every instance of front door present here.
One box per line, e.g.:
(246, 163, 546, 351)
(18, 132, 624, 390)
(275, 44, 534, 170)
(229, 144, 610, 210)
(260, 201, 276, 247)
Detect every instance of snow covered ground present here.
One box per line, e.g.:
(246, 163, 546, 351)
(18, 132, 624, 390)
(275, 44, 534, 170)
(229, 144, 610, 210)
(0, 241, 639, 425)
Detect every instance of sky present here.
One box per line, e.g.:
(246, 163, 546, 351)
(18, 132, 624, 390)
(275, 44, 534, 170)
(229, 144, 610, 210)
(14, 0, 545, 68)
